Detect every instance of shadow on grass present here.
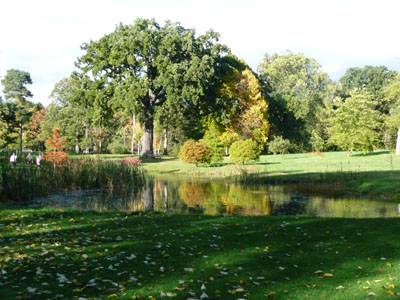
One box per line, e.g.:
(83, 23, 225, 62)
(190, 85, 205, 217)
(351, 150, 391, 157)
(1, 209, 400, 299)
(253, 161, 281, 166)
(141, 157, 178, 164)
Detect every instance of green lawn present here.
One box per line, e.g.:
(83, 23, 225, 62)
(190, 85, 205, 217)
(1, 207, 400, 299)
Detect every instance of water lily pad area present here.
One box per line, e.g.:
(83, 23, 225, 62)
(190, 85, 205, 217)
(1, 207, 400, 299)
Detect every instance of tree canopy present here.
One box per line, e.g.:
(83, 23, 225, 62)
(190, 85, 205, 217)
(339, 65, 396, 114)
(327, 89, 383, 155)
(258, 52, 329, 151)
(218, 66, 269, 149)
(73, 18, 230, 156)
(1, 69, 33, 103)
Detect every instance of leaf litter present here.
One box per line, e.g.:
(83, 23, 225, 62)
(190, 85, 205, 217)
(1, 209, 399, 299)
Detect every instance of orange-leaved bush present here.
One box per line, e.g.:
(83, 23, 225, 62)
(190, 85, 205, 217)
(179, 140, 211, 166)
(44, 128, 68, 167)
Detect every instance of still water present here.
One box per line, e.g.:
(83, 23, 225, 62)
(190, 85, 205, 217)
(33, 177, 400, 218)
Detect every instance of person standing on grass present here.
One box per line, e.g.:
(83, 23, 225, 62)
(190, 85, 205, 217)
(10, 152, 17, 166)
(36, 152, 42, 167)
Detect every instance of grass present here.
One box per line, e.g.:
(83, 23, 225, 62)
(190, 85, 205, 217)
(1, 207, 400, 299)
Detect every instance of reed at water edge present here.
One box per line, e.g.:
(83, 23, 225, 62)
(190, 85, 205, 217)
(0, 155, 146, 202)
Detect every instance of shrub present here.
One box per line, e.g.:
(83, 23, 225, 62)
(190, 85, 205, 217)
(229, 139, 261, 164)
(268, 136, 291, 156)
(108, 140, 129, 154)
(167, 141, 183, 157)
(122, 157, 142, 166)
(202, 125, 224, 163)
(43, 128, 68, 168)
(179, 140, 211, 166)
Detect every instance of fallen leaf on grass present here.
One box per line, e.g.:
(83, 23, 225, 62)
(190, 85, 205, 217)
(184, 268, 194, 272)
(386, 290, 395, 295)
(264, 291, 276, 297)
(336, 286, 344, 289)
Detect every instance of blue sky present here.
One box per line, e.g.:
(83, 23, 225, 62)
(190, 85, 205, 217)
(1, 0, 399, 105)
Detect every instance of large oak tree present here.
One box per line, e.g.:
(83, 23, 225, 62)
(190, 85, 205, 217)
(73, 18, 230, 156)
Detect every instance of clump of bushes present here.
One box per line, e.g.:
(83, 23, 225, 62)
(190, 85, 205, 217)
(179, 140, 211, 166)
(122, 157, 142, 166)
(268, 136, 292, 156)
(229, 139, 261, 164)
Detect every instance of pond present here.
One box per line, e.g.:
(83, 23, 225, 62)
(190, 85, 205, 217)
(32, 176, 400, 218)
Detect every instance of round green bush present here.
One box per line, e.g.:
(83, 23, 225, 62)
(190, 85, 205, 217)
(179, 140, 211, 166)
(109, 142, 129, 154)
(268, 136, 291, 155)
(202, 125, 224, 163)
(229, 139, 261, 164)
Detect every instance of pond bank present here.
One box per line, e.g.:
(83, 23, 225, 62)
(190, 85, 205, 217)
(139, 151, 400, 199)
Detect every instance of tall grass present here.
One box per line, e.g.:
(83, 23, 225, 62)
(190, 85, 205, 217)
(0, 157, 146, 202)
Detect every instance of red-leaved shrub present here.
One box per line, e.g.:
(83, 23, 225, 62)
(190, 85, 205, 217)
(122, 157, 142, 166)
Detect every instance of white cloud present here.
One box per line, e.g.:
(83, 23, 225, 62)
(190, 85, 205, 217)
(322, 61, 342, 74)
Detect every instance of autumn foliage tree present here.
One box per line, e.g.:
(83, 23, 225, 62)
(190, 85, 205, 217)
(219, 65, 269, 150)
(44, 128, 68, 167)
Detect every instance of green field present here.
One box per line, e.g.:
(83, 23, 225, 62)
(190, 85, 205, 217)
(1, 207, 400, 300)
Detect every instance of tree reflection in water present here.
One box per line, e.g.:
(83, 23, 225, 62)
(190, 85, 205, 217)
(34, 177, 400, 218)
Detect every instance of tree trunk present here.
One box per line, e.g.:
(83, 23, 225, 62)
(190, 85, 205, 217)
(84, 121, 90, 153)
(225, 146, 229, 156)
(163, 129, 168, 155)
(140, 114, 153, 157)
(131, 114, 136, 154)
(18, 124, 22, 155)
(396, 128, 400, 155)
(123, 127, 126, 147)
(157, 138, 161, 155)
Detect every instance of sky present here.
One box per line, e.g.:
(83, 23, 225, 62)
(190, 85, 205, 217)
(1, 0, 400, 106)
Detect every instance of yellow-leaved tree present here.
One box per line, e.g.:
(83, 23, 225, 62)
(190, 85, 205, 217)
(219, 65, 269, 151)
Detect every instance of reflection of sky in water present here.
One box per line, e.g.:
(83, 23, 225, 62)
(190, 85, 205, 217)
(33, 179, 400, 218)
